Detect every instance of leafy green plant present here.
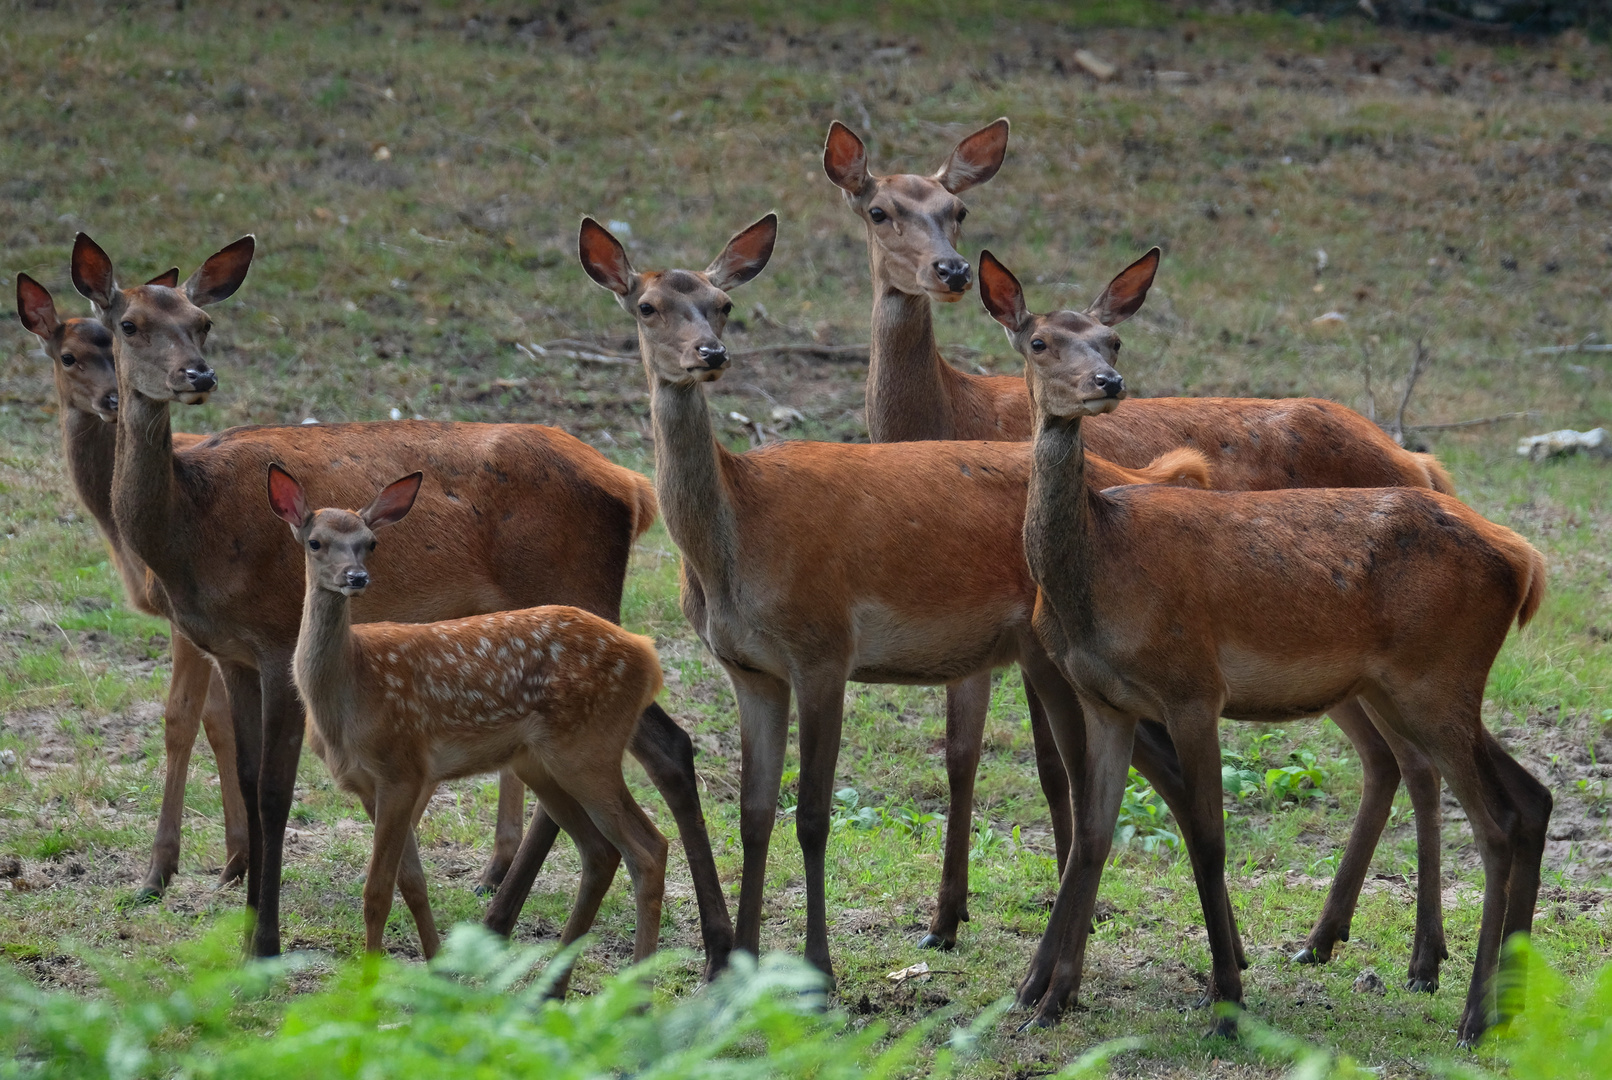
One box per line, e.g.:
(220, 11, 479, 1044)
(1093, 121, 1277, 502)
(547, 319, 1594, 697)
(885, 801, 942, 843)
(1113, 769, 1182, 854)
(1222, 748, 1264, 800)
(828, 786, 883, 831)
(1263, 749, 1328, 808)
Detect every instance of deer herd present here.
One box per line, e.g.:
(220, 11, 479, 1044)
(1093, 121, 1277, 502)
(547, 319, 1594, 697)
(12, 118, 1552, 1048)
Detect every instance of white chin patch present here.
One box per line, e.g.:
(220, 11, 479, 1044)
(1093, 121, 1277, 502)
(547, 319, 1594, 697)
(1073, 398, 1121, 417)
(339, 586, 366, 597)
(929, 288, 968, 304)
(178, 391, 210, 405)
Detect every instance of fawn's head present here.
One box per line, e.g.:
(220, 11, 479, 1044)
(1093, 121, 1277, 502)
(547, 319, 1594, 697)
(267, 466, 422, 597)
(16, 272, 124, 422)
(823, 118, 1008, 303)
(70, 233, 254, 406)
(578, 214, 777, 387)
(979, 247, 1159, 420)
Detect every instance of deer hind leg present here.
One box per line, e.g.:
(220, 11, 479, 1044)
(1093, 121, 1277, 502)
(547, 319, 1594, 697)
(475, 767, 526, 896)
(1374, 706, 1449, 993)
(575, 776, 668, 963)
(923, 670, 992, 951)
(1130, 716, 1247, 972)
(197, 663, 250, 888)
(731, 670, 792, 961)
(628, 701, 733, 980)
(1024, 678, 1074, 876)
(482, 807, 563, 937)
(139, 630, 214, 899)
(792, 668, 849, 981)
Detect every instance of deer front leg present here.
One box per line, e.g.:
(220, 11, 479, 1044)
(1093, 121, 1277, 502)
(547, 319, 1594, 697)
(731, 671, 792, 961)
(363, 780, 424, 955)
(219, 662, 265, 947)
(249, 660, 306, 958)
(923, 670, 991, 950)
(197, 663, 249, 888)
(792, 669, 849, 981)
(139, 630, 214, 899)
(475, 767, 525, 895)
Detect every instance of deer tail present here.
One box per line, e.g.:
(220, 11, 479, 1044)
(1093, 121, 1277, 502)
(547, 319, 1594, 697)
(1514, 543, 1547, 630)
(1413, 452, 1457, 495)
(1138, 447, 1213, 490)
(627, 471, 659, 540)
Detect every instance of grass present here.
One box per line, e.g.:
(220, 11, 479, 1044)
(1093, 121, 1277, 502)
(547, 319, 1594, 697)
(1, 2, 1610, 1077)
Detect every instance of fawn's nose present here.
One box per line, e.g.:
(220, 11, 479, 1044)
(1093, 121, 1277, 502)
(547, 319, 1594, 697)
(343, 569, 370, 591)
(100, 391, 119, 413)
(184, 366, 216, 392)
(933, 257, 971, 292)
(694, 342, 728, 369)
(1095, 370, 1125, 397)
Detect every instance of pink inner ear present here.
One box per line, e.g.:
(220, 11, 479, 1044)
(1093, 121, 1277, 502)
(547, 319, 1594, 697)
(267, 468, 308, 526)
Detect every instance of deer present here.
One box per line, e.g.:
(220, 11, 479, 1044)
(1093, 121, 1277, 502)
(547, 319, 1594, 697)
(70, 233, 732, 972)
(269, 466, 667, 971)
(826, 118, 1454, 989)
(16, 271, 248, 898)
(979, 247, 1552, 1046)
(573, 212, 1296, 983)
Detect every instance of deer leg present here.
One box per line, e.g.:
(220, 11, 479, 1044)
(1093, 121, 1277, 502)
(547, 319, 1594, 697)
(793, 669, 849, 981)
(219, 663, 265, 947)
(627, 702, 733, 979)
(1018, 681, 1135, 1028)
(1166, 710, 1245, 1037)
(1129, 717, 1248, 972)
(197, 663, 249, 888)
(580, 778, 668, 963)
(139, 631, 213, 899)
(732, 671, 792, 961)
(923, 670, 992, 950)
(363, 780, 424, 955)
(357, 787, 441, 960)
(1025, 677, 1074, 876)
(475, 767, 526, 895)
(483, 807, 563, 937)
(1489, 731, 1552, 950)
(1376, 711, 1448, 993)
(249, 660, 307, 958)
(1296, 698, 1403, 967)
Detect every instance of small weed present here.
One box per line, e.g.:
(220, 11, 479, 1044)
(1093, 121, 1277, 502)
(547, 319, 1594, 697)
(1114, 769, 1182, 854)
(1264, 749, 1328, 808)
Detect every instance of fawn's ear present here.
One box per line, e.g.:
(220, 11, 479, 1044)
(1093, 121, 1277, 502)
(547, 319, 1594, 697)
(184, 236, 254, 307)
(361, 472, 423, 530)
(823, 121, 871, 196)
(933, 118, 1010, 194)
(1088, 247, 1160, 327)
(71, 233, 119, 310)
(978, 251, 1031, 333)
(578, 217, 637, 296)
(146, 268, 180, 288)
(706, 213, 777, 291)
(16, 274, 60, 340)
(267, 463, 311, 529)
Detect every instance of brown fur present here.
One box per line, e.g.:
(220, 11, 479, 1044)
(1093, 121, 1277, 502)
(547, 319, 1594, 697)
(70, 234, 730, 968)
(998, 249, 1552, 1046)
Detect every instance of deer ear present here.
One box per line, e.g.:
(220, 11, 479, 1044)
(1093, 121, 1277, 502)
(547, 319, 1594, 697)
(146, 268, 180, 288)
(361, 472, 422, 530)
(933, 118, 1010, 194)
(706, 213, 777, 291)
(16, 274, 60, 340)
(71, 233, 119, 310)
(823, 121, 871, 196)
(578, 218, 637, 296)
(1088, 247, 1160, 327)
(184, 236, 254, 307)
(978, 251, 1030, 333)
(267, 463, 311, 529)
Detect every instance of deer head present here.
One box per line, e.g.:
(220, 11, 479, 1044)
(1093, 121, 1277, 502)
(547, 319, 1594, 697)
(823, 119, 1008, 303)
(577, 214, 777, 387)
(978, 247, 1159, 419)
(16, 272, 124, 422)
(267, 465, 422, 596)
(70, 233, 254, 405)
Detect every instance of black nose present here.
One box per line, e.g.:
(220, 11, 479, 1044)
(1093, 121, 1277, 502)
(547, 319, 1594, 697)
(695, 343, 727, 367)
(1095, 371, 1125, 397)
(934, 258, 971, 291)
(101, 392, 118, 412)
(185, 367, 216, 392)
(344, 570, 369, 590)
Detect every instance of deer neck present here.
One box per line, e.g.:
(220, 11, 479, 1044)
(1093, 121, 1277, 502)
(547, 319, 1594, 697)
(292, 577, 363, 749)
(646, 367, 742, 599)
(62, 407, 120, 547)
(1025, 411, 1102, 636)
(110, 386, 192, 591)
(866, 252, 952, 442)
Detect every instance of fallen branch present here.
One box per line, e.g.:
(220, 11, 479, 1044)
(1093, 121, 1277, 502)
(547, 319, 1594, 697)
(1405, 410, 1537, 432)
(1525, 334, 1612, 357)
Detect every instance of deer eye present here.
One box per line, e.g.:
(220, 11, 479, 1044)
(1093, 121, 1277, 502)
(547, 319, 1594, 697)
(60, 353, 77, 366)
(369, 540, 378, 552)
(720, 301, 733, 316)
(868, 207, 888, 224)
(308, 540, 321, 551)
(638, 302, 655, 316)
(956, 207, 968, 223)
(1112, 340, 1121, 354)
(1030, 339, 1047, 353)
(120, 321, 137, 336)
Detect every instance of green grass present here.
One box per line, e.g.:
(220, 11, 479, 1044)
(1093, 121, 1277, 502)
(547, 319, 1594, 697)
(2, 3, 1610, 1077)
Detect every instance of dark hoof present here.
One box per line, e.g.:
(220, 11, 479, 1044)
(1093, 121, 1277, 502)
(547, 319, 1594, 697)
(1017, 1010, 1058, 1033)
(216, 865, 247, 888)
(917, 932, 955, 951)
(1291, 945, 1326, 965)
(473, 881, 497, 898)
(132, 885, 163, 906)
(1203, 1017, 1240, 1041)
(1406, 977, 1438, 994)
